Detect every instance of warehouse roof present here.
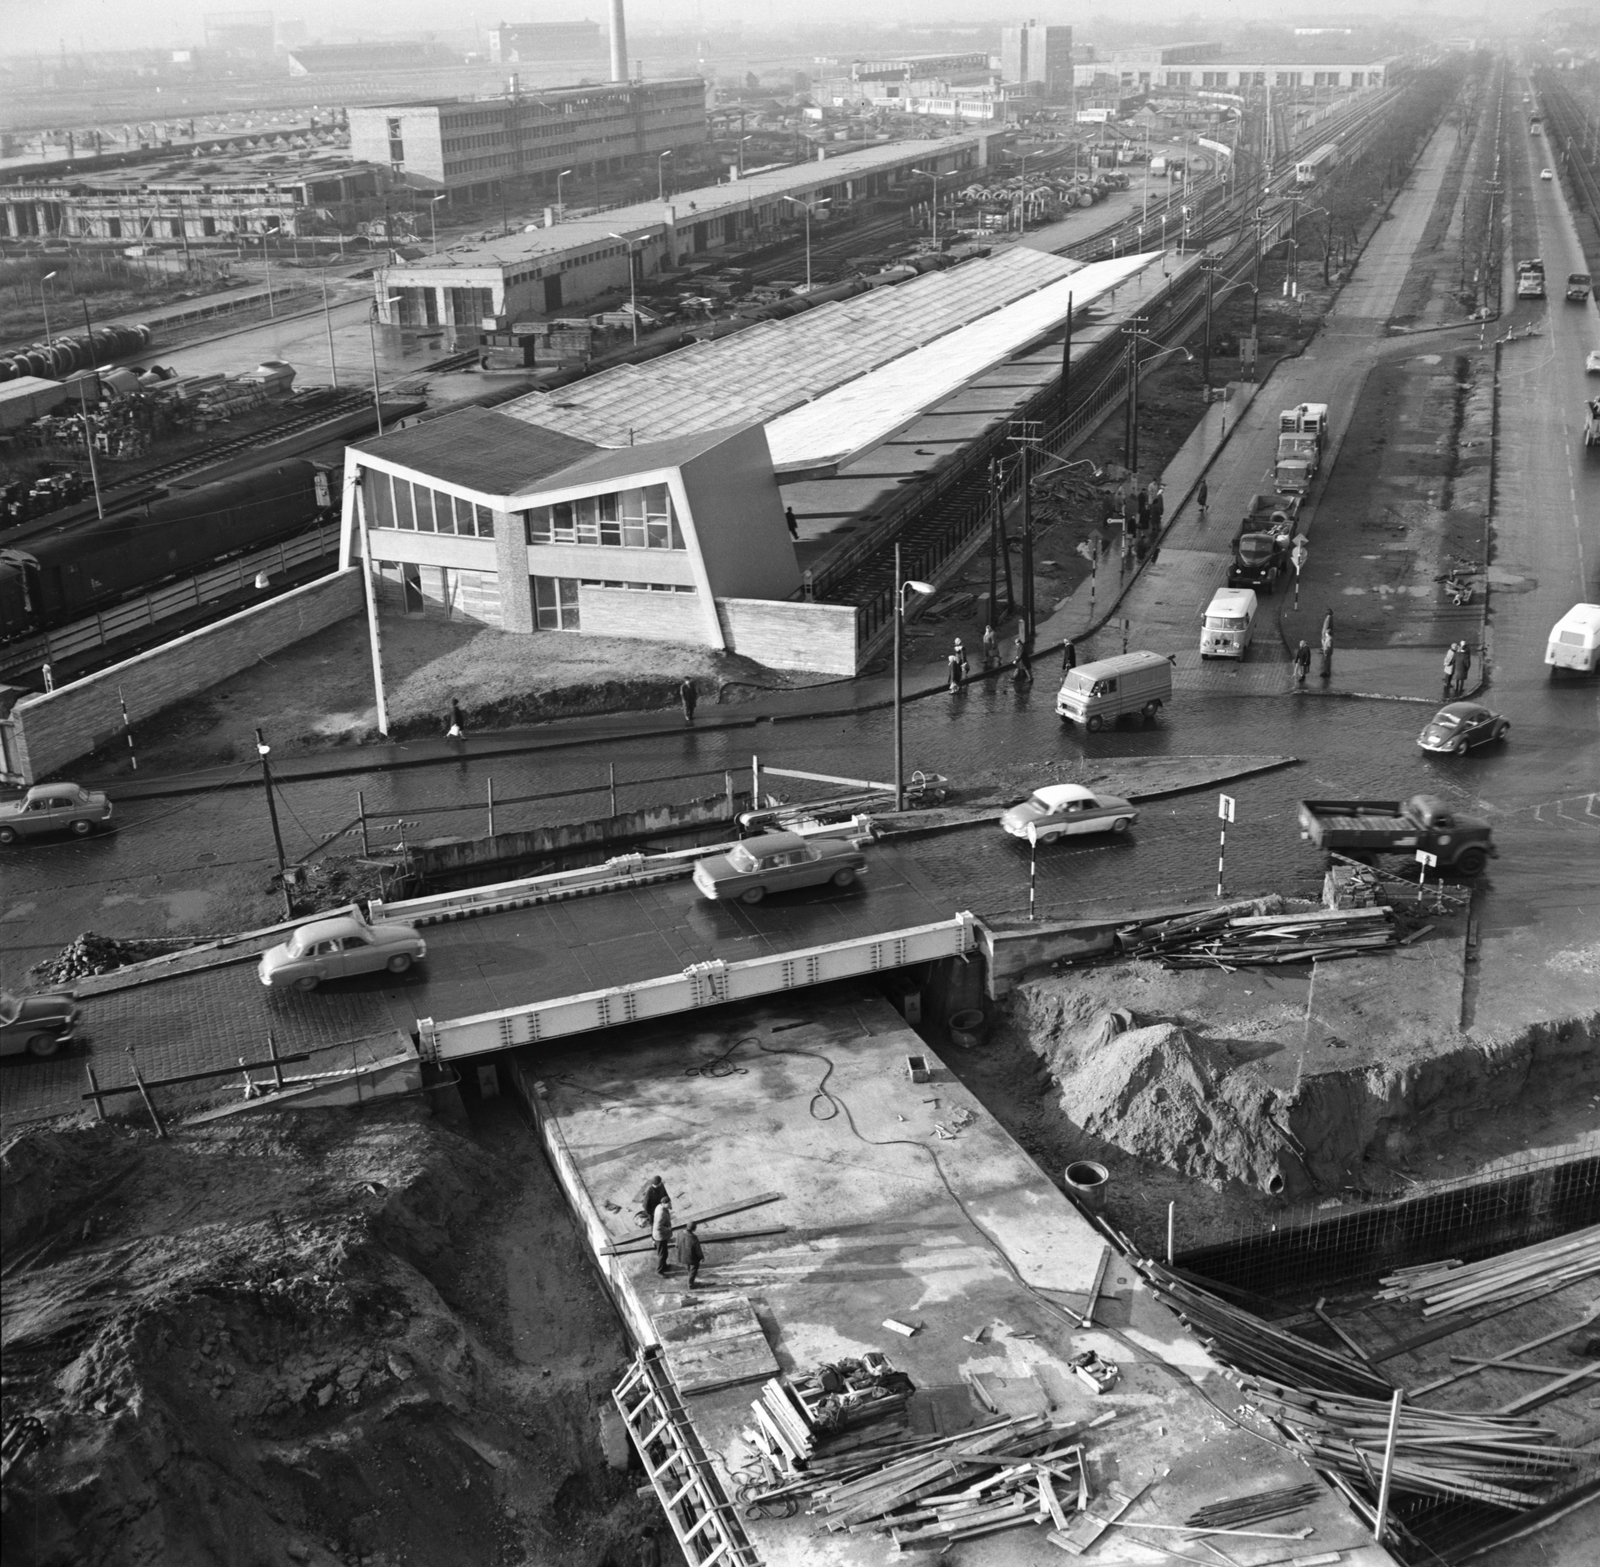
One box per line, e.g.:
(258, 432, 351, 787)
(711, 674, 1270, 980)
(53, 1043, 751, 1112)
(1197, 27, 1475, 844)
(766, 253, 1162, 474)
(352, 406, 596, 496)
(502, 246, 1083, 448)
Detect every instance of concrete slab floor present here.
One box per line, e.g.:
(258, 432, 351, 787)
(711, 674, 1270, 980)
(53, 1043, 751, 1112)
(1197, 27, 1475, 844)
(523, 986, 1393, 1567)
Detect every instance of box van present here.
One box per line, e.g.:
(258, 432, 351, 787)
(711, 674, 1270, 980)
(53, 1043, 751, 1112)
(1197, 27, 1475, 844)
(1056, 651, 1173, 730)
(1546, 603, 1600, 674)
(1201, 587, 1258, 659)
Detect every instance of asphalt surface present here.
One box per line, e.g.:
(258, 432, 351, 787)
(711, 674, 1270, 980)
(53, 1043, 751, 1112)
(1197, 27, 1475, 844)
(2, 90, 1596, 1097)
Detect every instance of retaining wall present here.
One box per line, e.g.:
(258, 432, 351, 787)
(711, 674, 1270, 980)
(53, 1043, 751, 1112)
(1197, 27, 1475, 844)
(715, 597, 857, 674)
(9, 568, 361, 782)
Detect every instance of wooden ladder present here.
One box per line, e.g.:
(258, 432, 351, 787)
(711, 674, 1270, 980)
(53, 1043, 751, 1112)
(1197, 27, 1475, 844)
(612, 1345, 763, 1567)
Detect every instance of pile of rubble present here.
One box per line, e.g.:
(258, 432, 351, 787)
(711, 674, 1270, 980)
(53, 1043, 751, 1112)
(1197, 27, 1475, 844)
(27, 930, 202, 984)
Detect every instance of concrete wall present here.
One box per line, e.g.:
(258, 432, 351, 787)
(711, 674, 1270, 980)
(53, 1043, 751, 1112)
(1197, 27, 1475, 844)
(578, 584, 705, 643)
(9, 569, 361, 783)
(715, 597, 856, 674)
(410, 789, 743, 877)
(680, 425, 801, 601)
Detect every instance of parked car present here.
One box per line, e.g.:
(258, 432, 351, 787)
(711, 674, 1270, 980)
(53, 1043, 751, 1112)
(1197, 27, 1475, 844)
(0, 783, 113, 845)
(999, 784, 1137, 843)
(0, 990, 80, 1058)
(1586, 351, 1600, 375)
(257, 914, 426, 991)
(1417, 702, 1509, 755)
(1540, 168, 1554, 180)
(692, 831, 867, 904)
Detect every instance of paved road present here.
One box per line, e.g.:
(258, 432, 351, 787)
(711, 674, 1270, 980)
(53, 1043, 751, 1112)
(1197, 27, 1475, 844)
(3, 88, 1595, 1047)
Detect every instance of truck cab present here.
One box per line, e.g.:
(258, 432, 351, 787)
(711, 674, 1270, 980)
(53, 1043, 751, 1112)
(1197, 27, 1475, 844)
(1567, 273, 1592, 302)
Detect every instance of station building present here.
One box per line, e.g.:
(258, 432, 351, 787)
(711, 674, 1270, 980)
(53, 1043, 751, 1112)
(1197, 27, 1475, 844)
(373, 134, 994, 328)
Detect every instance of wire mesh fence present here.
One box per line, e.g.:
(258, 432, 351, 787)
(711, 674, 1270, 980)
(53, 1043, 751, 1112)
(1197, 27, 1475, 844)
(1175, 1134, 1600, 1299)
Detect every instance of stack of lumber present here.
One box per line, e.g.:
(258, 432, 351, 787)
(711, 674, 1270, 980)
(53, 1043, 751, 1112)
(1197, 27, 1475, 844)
(1376, 1227, 1600, 1316)
(1135, 1260, 1396, 1399)
(1239, 1378, 1580, 1509)
(1117, 906, 1398, 968)
(751, 1378, 824, 1464)
(1184, 1483, 1322, 1530)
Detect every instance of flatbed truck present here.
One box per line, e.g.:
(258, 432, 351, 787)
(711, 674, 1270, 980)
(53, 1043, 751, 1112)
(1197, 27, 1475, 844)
(1296, 794, 1496, 876)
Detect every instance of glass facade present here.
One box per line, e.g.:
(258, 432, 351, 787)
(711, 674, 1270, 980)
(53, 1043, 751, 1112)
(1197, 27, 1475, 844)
(525, 483, 683, 550)
(531, 576, 696, 631)
(365, 471, 496, 537)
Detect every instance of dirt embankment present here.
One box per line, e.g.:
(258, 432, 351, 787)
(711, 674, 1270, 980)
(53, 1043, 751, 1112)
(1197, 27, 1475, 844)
(0, 1100, 654, 1567)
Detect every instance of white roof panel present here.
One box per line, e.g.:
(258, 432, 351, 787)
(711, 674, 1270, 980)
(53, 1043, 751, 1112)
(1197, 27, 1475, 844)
(764, 254, 1163, 474)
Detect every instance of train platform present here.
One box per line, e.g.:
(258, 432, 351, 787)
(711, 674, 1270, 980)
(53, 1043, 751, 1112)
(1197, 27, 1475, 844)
(517, 988, 1393, 1567)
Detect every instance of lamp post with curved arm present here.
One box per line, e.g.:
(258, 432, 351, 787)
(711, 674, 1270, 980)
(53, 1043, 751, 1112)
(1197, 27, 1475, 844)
(782, 194, 829, 291)
(608, 232, 645, 344)
(912, 167, 942, 244)
(1121, 325, 1194, 474)
(658, 151, 673, 202)
(893, 546, 935, 810)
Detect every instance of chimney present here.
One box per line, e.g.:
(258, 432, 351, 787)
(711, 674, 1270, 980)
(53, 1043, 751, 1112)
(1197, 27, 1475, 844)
(609, 0, 628, 83)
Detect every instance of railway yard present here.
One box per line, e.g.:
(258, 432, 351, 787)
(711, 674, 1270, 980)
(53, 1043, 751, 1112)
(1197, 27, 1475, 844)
(3, 22, 1599, 1567)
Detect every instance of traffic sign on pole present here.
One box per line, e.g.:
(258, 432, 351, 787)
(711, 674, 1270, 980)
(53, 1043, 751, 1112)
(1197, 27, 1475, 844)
(1216, 794, 1235, 897)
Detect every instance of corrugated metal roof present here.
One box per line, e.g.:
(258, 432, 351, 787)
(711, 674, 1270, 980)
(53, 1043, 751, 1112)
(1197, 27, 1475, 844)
(764, 254, 1164, 475)
(502, 247, 1084, 448)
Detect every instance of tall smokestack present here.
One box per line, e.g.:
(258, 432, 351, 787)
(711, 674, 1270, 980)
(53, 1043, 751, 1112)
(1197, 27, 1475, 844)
(609, 0, 628, 82)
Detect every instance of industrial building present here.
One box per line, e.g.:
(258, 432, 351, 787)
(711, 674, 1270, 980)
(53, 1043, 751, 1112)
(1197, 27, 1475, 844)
(373, 134, 993, 328)
(0, 156, 384, 241)
(1000, 22, 1074, 102)
(1076, 43, 1398, 93)
(347, 78, 708, 203)
(488, 22, 605, 63)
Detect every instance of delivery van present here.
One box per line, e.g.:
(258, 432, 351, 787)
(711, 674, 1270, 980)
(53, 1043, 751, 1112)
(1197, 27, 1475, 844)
(1200, 587, 1258, 659)
(1545, 603, 1600, 674)
(1056, 650, 1174, 730)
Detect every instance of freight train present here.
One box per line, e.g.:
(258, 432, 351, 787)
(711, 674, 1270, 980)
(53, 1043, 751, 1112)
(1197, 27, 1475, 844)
(0, 324, 153, 383)
(0, 459, 334, 640)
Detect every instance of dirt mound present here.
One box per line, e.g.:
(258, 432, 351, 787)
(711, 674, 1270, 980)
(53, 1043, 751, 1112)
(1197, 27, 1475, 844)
(1005, 989, 1299, 1195)
(0, 1104, 652, 1567)
(28, 932, 202, 985)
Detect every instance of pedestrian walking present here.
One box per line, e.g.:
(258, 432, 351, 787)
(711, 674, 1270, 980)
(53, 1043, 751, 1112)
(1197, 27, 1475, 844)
(638, 1525, 662, 1567)
(637, 1175, 669, 1230)
(1150, 488, 1165, 532)
(981, 623, 998, 670)
(652, 1199, 674, 1274)
(1012, 641, 1033, 687)
(946, 649, 963, 691)
(1137, 491, 1150, 530)
(1451, 639, 1471, 696)
(953, 637, 969, 680)
(676, 1221, 704, 1288)
(1319, 612, 1334, 680)
(446, 697, 465, 740)
(679, 677, 698, 724)
(785, 505, 799, 540)
(1441, 644, 1457, 702)
(1061, 639, 1077, 675)
(1197, 477, 1209, 521)
(1293, 640, 1312, 689)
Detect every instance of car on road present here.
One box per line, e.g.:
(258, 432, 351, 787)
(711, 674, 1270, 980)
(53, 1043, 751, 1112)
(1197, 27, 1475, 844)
(0, 990, 80, 1058)
(257, 914, 426, 991)
(0, 783, 113, 845)
(692, 831, 867, 904)
(1586, 351, 1600, 375)
(1417, 702, 1509, 755)
(1540, 168, 1554, 180)
(999, 784, 1138, 843)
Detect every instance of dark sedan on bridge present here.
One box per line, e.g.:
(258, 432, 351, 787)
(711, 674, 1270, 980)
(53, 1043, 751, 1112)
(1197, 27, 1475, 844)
(692, 832, 867, 905)
(1417, 702, 1509, 756)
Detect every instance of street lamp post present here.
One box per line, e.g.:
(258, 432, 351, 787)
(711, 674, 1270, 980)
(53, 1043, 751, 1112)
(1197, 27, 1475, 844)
(658, 151, 673, 202)
(1252, 205, 1264, 327)
(608, 232, 644, 345)
(1122, 325, 1193, 476)
(319, 267, 339, 388)
(782, 195, 829, 291)
(555, 168, 574, 216)
(40, 270, 58, 346)
(429, 192, 447, 252)
(892, 544, 935, 811)
(368, 293, 403, 436)
(1200, 255, 1219, 392)
(737, 135, 753, 178)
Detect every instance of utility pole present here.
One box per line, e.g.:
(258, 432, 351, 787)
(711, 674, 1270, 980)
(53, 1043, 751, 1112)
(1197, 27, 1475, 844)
(255, 728, 292, 918)
(1253, 205, 1264, 328)
(1121, 317, 1148, 473)
(1200, 256, 1218, 393)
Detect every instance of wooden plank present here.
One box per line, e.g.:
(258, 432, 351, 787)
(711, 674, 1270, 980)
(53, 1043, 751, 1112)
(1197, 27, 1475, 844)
(1080, 1246, 1114, 1328)
(601, 1193, 784, 1252)
(1496, 1362, 1600, 1417)
(604, 1224, 789, 1256)
(1048, 1486, 1137, 1554)
(1040, 1471, 1070, 1530)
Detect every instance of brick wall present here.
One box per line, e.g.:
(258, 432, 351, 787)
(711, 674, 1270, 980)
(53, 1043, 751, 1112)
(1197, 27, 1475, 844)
(716, 597, 857, 674)
(578, 584, 706, 643)
(11, 569, 362, 783)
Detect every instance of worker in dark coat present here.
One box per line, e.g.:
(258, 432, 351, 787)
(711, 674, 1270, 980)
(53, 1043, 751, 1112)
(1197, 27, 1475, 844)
(1293, 640, 1312, 689)
(679, 677, 698, 724)
(637, 1175, 669, 1229)
(1061, 639, 1077, 675)
(676, 1221, 704, 1288)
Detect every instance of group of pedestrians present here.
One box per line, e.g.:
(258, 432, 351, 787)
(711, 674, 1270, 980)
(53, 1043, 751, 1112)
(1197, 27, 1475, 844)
(951, 629, 1033, 690)
(1294, 611, 1338, 689)
(1443, 640, 1475, 699)
(639, 1175, 703, 1286)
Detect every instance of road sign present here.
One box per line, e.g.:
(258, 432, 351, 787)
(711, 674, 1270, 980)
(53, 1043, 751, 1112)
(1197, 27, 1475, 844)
(1291, 542, 1309, 574)
(1415, 850, 1437, 867)
(1218, 794, 1236, 822)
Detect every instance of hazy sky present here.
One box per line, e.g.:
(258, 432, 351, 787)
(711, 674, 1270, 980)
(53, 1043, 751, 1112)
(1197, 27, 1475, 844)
(0, 1, 1517, 57)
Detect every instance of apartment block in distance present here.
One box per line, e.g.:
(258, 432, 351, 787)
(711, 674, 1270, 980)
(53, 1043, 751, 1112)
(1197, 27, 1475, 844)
(348, 79, 708, 203)
(1000, 22, 1073, 102)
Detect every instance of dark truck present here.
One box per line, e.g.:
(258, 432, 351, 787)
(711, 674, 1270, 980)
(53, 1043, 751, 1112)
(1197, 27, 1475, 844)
(1297, 794, 1497, 876)
(1228, 495, 1297, 592)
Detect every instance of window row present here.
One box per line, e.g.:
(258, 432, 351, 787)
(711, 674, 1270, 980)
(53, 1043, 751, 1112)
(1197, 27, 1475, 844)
(533, 575, 696, 631)
(525, 484, 684, 550)
(366, 472, 496, 537)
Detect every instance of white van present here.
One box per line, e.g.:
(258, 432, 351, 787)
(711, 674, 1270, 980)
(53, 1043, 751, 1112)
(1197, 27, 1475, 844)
(1056, 651, 1174, 730)
(1546, 603, 1600, 674)
(1201, 587, 1258, 659)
